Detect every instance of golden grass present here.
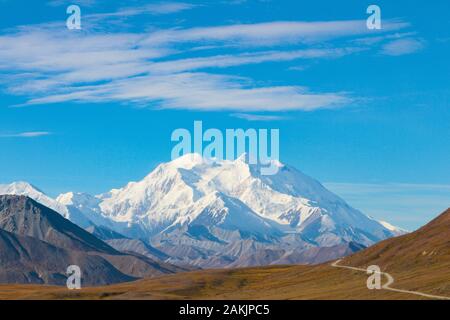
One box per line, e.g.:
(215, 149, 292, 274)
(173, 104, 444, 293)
(0, 263, 440, 300)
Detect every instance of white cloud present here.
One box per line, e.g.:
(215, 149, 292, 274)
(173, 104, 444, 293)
(47, 0, 196, 15)
(0, 17, 410, 111)
(0, 131, 52, 138)
(140, 2, 197, 15)
(352, 31, 417, 46)
(231, 113, 288, 121)
(24, 72, 352, 111)
(288, 65, 308, 71)
(86, 2, 197, 21)
(47, 0, 97, 7)
(380, 38, 424, 56)
(146, 48, 362, 74)
(142, 20, 408, 47)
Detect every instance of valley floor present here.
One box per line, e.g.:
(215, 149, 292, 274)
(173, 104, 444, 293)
(1, 261, 448, 300)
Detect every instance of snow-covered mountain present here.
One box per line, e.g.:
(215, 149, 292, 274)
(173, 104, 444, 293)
(0, 182, 68, 216)
(0, 155, 405, 267)
(0, 182, 93, 228)
(73, 154, 402, 242)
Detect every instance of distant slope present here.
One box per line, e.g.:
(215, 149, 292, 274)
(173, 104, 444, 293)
(106, 238, 170, 262)
(85, 225, 128, 241)
(340, 208, 450, 296)
(0, 195, 184, 285)
(342, 208, 449, 270)
(0, 195, 117, 254)
(0, 228, 134, 286)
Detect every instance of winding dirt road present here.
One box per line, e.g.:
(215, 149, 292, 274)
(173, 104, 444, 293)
(331, 259, 450, 300)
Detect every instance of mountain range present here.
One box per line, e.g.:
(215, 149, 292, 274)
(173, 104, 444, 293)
(0, 195, 183, 285)
(0, 154, 404, 270)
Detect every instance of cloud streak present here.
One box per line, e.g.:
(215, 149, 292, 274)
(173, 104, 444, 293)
(86, 2, 197, 21)
(23, 72, 352, 111)
(380, 38, 424, 56)
(0, 15, 413, 112)
(47, 0, 97, 7)
(0, 131, 52, 138)
(231, 113, 289, 121)
(146, 48, 363, 74)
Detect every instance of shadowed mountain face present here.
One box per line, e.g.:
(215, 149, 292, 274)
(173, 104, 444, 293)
(0, 228, 134, 286)
(0, 195, 117, 254)
(0, 195, 184, 286)
(106, 238, 170, 262)
(85, 225, 128, 241)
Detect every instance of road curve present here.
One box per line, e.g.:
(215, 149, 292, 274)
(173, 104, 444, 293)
(331, 259, 450, 300)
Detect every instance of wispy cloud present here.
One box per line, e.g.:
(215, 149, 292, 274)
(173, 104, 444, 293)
(288, 65, 309, 71)
(23, 73, 352, 111)
(231, 113, 288, 121)
(142, 20, 408, 47)
(0, 131, 52, 138)
(47, 0, 196, 14)
(0, 16, 412, 112)
(352, 31, 417, 46)
(87, 2, 197, 21)
(146, 48, 362, 74)
(47, 0, 97, 7)
(380, 38, 424, 56)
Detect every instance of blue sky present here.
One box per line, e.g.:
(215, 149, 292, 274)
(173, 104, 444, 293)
(0, 0, 449, 230)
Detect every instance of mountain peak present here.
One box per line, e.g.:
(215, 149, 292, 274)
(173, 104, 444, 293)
(57, 191, 100, 207)
(235, 152, 248, 162)
(234, 152, 285, 168)
(378, 220, 408, 235)
(169, 153, 206, 169)
(0, 181, 42, 194)
(0, 181, 98, 227)
(0, 181, 70, 218)
(90, 156, 402, 251)
(0, 194, 116, 254)
(168, 152, 285, 175)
